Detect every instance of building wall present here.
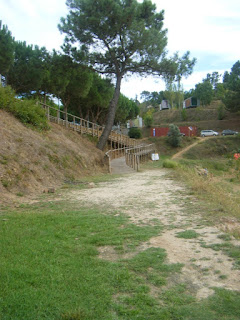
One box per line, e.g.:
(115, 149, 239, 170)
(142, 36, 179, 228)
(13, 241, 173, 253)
(151, 126, 198, 137)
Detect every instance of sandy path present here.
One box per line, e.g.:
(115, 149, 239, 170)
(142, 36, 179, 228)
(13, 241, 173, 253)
(66, 169, 240, 299)
(172, 137, 210, 159)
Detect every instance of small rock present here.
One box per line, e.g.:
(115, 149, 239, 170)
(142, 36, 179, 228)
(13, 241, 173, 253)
(88, 182, 95, 188)
(48, 187, 55, 193)
(43, 187, 55, 193)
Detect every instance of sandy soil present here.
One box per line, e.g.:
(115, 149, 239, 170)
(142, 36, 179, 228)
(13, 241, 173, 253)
(65, 169, 240, 299)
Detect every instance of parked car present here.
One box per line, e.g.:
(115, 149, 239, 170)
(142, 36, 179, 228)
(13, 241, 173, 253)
(167, 131, 185, 137)
(221, 129, 238, 136)
(200, 130, 219, 137)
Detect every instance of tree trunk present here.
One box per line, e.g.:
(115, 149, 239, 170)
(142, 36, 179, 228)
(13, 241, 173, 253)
(96, 75, 122, 150)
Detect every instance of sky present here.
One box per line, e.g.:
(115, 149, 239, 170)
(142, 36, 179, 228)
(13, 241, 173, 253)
(1, 0, 240, 100)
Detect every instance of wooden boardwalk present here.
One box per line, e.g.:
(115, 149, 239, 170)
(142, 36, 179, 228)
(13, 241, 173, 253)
(40, 102, 155, 172)
(40, 102, 139, 149)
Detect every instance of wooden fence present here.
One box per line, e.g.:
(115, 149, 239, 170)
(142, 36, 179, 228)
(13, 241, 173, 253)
(125, 144, 156, 171)
(40, 102, 139, 148)
(40, 102, 156, 172)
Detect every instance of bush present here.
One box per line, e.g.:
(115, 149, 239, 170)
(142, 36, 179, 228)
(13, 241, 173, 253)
(11, 100, 49, 130)
(181, 108, 187, 121)
(0, 86, 49, 130)
(162, 159, 178, 168)
(218, 103, 226, 120)
(167, 124, 182, 147)
(128, 127, 142, 139)
(144, 114, 153, 127)
(0, 85, 15, 108)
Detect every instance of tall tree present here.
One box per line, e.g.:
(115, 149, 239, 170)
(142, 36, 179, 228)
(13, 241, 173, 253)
(7, 42, 50, 96)
(194, 81, 213, 106)
(224, 60, 240, 112)
(50, 52, 93, 116)
(59, 0, 195, 150)
(0, 21, 15, 85)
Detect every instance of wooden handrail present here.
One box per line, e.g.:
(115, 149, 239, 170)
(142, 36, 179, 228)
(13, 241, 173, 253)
(40, 102, 138, 147)
(125, 144, 155, 171)
(40, 102, 155, 173)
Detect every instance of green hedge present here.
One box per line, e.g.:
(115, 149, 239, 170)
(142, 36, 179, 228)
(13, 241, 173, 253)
(0, 86, 49, 130)
(128, 127, 142, 139)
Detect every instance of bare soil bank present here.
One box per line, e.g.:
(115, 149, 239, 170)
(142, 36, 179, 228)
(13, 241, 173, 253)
(0, 110, 107, 204)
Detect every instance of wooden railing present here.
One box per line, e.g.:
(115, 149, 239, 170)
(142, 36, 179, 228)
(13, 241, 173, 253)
(40, 102, 155, 173)
(40, 102, 139, 148)
(125, 144, 156, 171)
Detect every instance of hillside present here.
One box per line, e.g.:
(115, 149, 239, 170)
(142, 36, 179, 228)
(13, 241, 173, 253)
(0, 110, 107, 204)
(152, 101, 240, 133)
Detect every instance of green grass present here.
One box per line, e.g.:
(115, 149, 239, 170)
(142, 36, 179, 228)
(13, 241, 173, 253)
(1, 200, 240, 319)
(176, 230, 201, 239)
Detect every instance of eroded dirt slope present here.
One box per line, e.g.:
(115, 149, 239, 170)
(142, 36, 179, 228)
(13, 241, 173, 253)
(0, 110, 107, 203)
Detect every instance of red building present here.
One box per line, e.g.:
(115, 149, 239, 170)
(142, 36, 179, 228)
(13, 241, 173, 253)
(151, 126, 198, 137)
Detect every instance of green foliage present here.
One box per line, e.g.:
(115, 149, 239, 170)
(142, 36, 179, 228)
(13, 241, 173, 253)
(176, 230, 200, 239)
(195, 81, 214, 106)
(0, 21, 15, 81)
(167, 124, 182, 147)
(162, 159, 178, 168)
(115, 94, 139, 124)
(128, 127, 142, 139)
(181, 108, 187, 121)
(223, 61, 240, 112)
(11, 100, 49, 129)
(59, 0, 195, 150)
(143, 113, 153, 127)
(0, 85, 15, 107)
(217, 103, 226, 120)
(0, 86, 49, 130)
(140, 90, 165, 107)
(7, 41, 50, 95)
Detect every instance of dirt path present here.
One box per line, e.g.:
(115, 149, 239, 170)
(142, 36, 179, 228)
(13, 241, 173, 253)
(172, 137, 210, 159)
(65, 169, 240, 299)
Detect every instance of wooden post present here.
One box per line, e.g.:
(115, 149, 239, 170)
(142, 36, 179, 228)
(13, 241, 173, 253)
(47, 105, 50, 120)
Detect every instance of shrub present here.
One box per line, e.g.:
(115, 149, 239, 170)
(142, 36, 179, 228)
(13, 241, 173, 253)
(0, 85, 15, 108)
(128, 127, 142, 139)
(0, 86, 49, 130)
(162, 159, 178, 168)
(144, 114, 153, 127)
(181, 108, 187, 121)
(11, 100, 49, 130)
(167, 124, 182, 147)
(218, 103, 226, 120)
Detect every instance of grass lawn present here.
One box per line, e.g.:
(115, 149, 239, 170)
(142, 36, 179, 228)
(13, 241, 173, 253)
(1, 197, 240, 320)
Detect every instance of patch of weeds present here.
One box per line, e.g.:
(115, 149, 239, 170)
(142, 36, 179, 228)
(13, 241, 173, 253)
(47, 153, 60, 165)
(218, 233, 232, 241)
(16, 192, 24, 197)
(126, 247, 183, 276)
(199, 257, 210, 261)
(176, 230, 200, 239)
(146, 273, 167, 287)
(0, 155, 8, 165)
(202, 242, 240, 269)
(162, 159, 178, 169)
(219, 274, 228, 280)
(1, 179, 9, 188)
(160, 284, 196, 306)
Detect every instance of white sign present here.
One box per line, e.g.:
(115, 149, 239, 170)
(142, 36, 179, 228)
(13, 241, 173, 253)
(151, 153, 159, 161)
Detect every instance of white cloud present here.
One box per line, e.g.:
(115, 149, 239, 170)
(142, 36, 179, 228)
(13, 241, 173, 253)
(1, 0, 239, 98)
